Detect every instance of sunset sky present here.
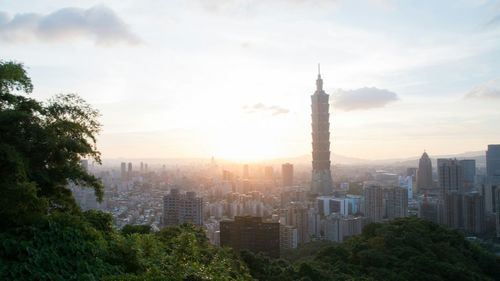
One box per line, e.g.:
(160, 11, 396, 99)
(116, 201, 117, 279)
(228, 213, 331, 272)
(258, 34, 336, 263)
(2, 0, 500, 161)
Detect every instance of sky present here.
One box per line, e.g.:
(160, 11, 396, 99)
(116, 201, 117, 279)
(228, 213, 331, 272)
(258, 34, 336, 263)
(1, 0, 500, 161)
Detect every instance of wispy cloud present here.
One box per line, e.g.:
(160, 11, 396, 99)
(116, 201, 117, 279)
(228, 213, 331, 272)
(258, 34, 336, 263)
(333, 87, 399, 111)
(0, 5, 140, 45)
(465, 78, 500, 99)
(243, 103, 289, 116)
(484, 14, 500, 29)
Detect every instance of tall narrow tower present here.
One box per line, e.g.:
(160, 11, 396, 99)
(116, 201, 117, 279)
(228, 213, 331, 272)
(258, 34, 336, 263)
(311, 65, 333, 195)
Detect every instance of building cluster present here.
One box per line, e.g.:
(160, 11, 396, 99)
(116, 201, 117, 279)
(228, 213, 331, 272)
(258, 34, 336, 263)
(416, 145, 500, 236)
(70, 70, 500, 259)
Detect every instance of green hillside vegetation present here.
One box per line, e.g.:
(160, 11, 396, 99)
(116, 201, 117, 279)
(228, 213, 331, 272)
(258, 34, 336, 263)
(242, 217, 500, 281)
(1, 60, 499, 280)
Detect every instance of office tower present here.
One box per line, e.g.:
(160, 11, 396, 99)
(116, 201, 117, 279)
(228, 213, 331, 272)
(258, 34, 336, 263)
(264, 166, 274, 180)
(463, 192, 485, 235)
(398, 176, 413, 200)
(317, 196, 349, 216)
(243, 164, 249, 179)
(486, 145, 500, 214)
(162, 189, 203, 226)
(120, 162, 127, 179)
(487, 144, 500, 184)
(416, 151, 433, 190)
(384, 187, 408, 219)
(285, 202, 310, 244)
(323, 215, 366, 242)
(140, 162, 144, 173)
(438, 159, 464, 194)
(418, 196, 439, 224)
(440, 192, 463, 228)
(280, 225, 298, 251)
(282, 163, 294, 187)
(407, 167, 417, 178)
(363, 185, 384, 222)
(460, 159, 476, 191)
(437, 159, 464, 227)
(220, 216, 280, 258)
(311, 65, 333, 195)
(127, 162, 132, 173)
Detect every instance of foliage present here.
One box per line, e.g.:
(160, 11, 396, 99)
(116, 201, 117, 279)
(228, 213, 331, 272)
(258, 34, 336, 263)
(0, 60, 102, 228)
(241, 218, 500, 281)
(121, 224, 152, 235)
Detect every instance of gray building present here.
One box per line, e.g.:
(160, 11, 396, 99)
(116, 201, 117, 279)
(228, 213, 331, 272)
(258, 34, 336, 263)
(460, 159, 476, 191)
(437, 159, 464, 195)
(485, 145, 500, 215)
(463, 192, 485, 235)
(363, 185, 384, 223)
(416, 152, 433, 191)
(282, 163, 294, 187)
(162, 189, 203, 227)
(384, 187, 408, 219)
(311, 65, 333, 195)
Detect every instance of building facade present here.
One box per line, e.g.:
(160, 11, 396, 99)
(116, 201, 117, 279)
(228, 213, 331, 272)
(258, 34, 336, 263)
(220, 216, 280, 258)
(282, 163, 294, 187)
(416, 151, 433, 191)
(311, 66, 333, 195)
(162, 189, 203, 227)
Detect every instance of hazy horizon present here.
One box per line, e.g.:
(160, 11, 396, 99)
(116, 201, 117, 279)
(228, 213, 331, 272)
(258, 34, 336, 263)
(3, 0, 500, 161)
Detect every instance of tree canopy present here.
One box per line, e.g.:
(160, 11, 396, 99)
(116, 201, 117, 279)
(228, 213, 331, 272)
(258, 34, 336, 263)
(0, 60, 102, 228)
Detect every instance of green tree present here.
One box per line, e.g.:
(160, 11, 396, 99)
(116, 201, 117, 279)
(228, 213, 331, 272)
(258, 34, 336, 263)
(0, 60, 102, 228)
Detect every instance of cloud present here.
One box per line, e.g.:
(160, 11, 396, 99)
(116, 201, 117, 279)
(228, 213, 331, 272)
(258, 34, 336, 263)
(0, 5, 140, 45)
(333, 87, 399, 111)
(243, 103, 289, 116)
(465, 78, 500, 99)
(484, 15, 500, 29)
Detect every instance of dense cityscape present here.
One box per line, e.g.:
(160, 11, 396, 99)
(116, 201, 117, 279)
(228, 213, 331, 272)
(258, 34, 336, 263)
(71, 71, 500, 258)
(3, 1, 500, 280)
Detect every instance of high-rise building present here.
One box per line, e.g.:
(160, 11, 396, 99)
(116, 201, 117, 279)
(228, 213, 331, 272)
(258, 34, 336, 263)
(162, 189, 203, 226)
(437, 159, 465, 228)
(280, 225, 298, 251)
(120, 162, 127, 179)
(127, 162, 132, 174)
(311, 65, 333, 195)
(282, 163, 294, 187)
(407, 167, 417, 178)
(317, 196, 349, 216)
(363, 185, 384, 223)
(220, 216, 280, 258)
(398, 176, 413, 200)
(285, 202, 310, 245)
(438, 159, 464, 195)
(486, 145, 500, 215)
(416, 152, 433, 191)
(418, 196, 439, 224)
(462, 192, 485, 235)
(460, 159, 476, 191)
(487, 144, 500, 184)
(384, 187, 408, 219)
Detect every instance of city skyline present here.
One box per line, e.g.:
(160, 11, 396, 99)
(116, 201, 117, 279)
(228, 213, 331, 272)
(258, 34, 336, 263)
(2, 0, 500, 161)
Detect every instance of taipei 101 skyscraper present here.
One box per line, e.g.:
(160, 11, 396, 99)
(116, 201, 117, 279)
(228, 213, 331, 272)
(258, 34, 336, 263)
(311, 65, 333, 195)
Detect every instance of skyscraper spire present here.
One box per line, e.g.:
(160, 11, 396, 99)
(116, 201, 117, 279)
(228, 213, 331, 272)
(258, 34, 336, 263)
(316, 63, 323, 91)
